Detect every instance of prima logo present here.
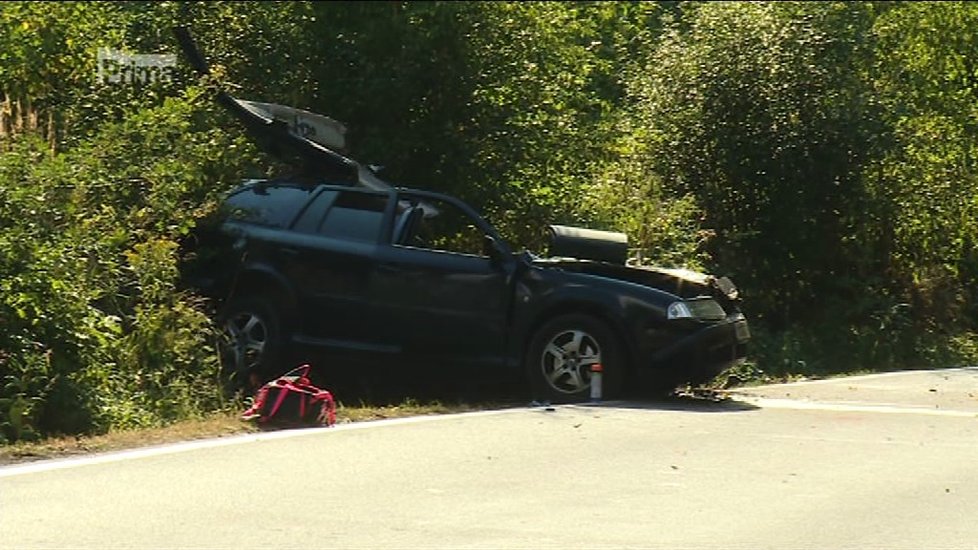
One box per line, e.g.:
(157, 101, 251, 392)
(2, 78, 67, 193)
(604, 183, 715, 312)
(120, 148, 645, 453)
(96, 48, 176, 85)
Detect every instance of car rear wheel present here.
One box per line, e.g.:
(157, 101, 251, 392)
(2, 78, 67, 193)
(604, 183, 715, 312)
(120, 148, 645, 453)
(526, 314, 623, 403)
(217, 296, 284, 388)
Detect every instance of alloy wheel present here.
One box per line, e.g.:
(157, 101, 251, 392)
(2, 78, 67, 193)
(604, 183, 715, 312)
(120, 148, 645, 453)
(540, 329, 602, 394)
(221, 310, 268, 374)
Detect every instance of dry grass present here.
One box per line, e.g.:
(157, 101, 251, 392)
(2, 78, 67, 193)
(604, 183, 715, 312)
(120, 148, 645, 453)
(0, 412, 254, 466)
(0, 400, 504, 466)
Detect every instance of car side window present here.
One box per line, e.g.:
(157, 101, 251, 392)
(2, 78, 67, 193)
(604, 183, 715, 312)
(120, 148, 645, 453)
(292, 190, 339, 234)
(223, 184, 318, 228)
(395, 196, 488, 257)
(315, 191, 389, 243)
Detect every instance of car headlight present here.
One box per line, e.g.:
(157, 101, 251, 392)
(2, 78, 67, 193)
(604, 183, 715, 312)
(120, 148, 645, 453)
(667, 298, 726, 321)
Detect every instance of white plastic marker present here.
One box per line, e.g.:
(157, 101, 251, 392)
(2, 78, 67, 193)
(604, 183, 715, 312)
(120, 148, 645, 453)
(590, 363, 603, 402)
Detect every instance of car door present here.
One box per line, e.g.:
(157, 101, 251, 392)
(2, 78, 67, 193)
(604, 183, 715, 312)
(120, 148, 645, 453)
(370, 191, 514, 368)
(282, 186, 397, 353)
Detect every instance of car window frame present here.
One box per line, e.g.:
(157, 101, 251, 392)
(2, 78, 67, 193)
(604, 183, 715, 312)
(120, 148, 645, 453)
(387, 189, 511, 257)
(289, 184, 397, 245)
(222, 181, 323, 230)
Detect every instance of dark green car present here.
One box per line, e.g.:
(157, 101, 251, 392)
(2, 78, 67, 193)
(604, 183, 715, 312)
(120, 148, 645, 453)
(185, 177, 749, 402)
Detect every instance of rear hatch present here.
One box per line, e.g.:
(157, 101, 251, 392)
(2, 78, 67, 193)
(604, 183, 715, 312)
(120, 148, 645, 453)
(173, 26, 389, 188)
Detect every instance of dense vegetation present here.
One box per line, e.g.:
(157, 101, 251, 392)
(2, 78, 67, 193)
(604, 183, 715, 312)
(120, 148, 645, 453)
(1, 1, 976, 441)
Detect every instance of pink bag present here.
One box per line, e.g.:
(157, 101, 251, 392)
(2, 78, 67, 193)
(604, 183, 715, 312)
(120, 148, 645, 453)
(242, 364, 336, 427)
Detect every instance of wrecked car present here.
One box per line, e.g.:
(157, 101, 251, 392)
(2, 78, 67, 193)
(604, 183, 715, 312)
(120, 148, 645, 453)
(174, 28, 750, 401)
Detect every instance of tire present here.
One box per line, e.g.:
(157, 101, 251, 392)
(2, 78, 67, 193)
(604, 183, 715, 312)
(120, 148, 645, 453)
(216, 296, 285, 388)
(525, 314, 624, 403)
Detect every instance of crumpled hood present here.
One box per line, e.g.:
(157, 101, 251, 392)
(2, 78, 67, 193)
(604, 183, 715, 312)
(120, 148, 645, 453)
(532, 257, 740, 303)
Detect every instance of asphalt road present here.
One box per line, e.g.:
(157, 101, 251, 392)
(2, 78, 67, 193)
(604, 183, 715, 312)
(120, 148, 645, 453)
(3, 368, 978, 549)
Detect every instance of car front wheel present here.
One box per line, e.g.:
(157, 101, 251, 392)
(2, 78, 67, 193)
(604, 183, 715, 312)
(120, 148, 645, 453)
(217, 296, 284, 388)
(526, 314, 623, 403)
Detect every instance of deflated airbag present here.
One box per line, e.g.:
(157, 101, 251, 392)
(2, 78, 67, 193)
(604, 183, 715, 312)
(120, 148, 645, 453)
(547, 225, 628, 265)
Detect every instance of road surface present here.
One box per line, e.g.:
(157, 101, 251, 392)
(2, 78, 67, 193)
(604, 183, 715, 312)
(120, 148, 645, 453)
(3, 368, 978, 549)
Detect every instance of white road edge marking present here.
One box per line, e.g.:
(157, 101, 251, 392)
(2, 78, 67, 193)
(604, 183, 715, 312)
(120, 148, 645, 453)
(0, 406, 548, 479)
(748, 366, 978, 389)
(6, 371, 977, 478)
(735, 396, 978, 418)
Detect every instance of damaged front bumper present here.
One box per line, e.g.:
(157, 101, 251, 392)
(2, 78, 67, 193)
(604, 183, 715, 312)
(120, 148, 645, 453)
(642, 313, 750, 386)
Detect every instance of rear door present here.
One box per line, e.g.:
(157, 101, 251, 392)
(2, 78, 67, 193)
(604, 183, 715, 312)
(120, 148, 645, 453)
(282, 187, 396, 353)
(370, 192, 514, 368)
(204, 183, 320, 297)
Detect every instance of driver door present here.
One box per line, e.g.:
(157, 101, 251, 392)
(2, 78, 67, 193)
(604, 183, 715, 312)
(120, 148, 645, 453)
(370, 192, 513, 368)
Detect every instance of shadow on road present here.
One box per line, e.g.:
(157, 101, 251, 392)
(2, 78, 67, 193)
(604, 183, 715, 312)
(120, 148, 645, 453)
(308, 362, 759, 414)
(294, 351, 761, 413)
(582, 391, 760, 413)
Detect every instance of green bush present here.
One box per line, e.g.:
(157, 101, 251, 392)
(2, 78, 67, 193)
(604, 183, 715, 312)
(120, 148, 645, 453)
(0, 88, 260, 441)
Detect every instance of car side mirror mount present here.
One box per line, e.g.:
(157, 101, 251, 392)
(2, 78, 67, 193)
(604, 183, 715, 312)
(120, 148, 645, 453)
(484, 235, 506, 267)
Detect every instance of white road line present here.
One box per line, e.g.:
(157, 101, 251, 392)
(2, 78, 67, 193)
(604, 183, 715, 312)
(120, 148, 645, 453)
(0, 407, 533, 479)
(736, 396, 978, 418)
(763, 433, 978, 448)
(748, 366, 978, 390)
(5, 382, 976, 478)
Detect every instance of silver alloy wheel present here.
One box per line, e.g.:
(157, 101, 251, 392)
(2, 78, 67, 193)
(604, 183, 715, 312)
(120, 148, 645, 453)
(540, 329, 602, 394)
(223, 310, 267, 373)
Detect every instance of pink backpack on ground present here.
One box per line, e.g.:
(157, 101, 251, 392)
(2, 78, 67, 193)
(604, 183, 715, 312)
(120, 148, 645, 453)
(242, 364, 336, 427)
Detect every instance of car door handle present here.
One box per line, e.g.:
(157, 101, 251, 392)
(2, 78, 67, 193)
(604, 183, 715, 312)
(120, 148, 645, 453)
(280, 247, 299, 257)
(232, 236, 248, 252)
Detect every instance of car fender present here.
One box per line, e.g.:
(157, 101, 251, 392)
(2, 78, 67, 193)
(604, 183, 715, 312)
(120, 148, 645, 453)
(508, 268, 676, 372)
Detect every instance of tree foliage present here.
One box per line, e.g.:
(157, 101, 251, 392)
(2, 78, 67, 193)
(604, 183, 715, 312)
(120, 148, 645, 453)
(870, 2, 978, 327)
